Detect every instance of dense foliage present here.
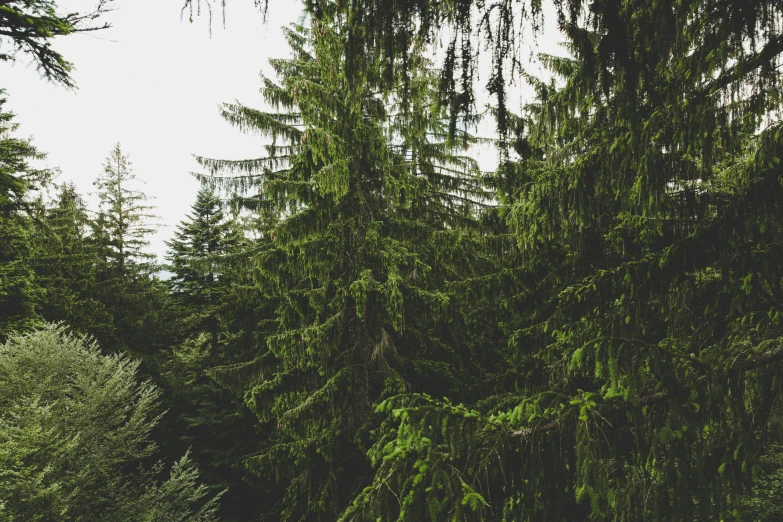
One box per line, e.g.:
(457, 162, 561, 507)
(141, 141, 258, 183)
(2, 0, 783, 520)
(0, 325, 221, 521)
(0, 92, 46, 337)
(194, 21, 495, 520)
(30, 184, 113, 341)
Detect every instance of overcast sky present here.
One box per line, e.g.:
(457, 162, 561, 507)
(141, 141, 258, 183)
(1, 0, 561, 260)
(0, 0, 304, 258)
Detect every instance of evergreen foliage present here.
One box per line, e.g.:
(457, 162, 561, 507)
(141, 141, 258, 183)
(333, 1, 783, 521)
(0, 324, 222, 521)
(0, 92, 48, 338)
(167, 187, 241, 347)
(3, 1, 783, 520)
(161, 187, 264, 521)
(94, 143, 158, 280)
(91, 143, 176, 354)
(196, 21, 492, 520)
(0, 0, 114, 87)
(30, 183, 114, 341)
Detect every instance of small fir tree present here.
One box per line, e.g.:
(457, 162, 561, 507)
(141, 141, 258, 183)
(167, 187, 241, 347)
(30, 183, 114, 340)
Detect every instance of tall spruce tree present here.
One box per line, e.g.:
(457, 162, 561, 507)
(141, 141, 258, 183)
(196, 21, 492, 520)
(341, 1, 783, 521)
(94, 143, 157, 281)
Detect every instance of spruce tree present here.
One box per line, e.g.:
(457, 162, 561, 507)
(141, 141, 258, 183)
(161, 187, 264, 520)
(0, 91, 49, 338)
(94, 143, 157, 281)
(167, 187, 241, 347)
(343, 1, 783, 520)
(196, 21, 492, 520)
(30, 183, 113, 340)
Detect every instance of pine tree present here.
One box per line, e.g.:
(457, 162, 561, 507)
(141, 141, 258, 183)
(179, 1, 783, 518)
(196, 22, 492, 520)
(30, 183, 114, 340)
(0, 91, 49, 338)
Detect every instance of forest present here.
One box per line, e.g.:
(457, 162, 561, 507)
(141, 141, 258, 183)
(2, 0, 783, 520)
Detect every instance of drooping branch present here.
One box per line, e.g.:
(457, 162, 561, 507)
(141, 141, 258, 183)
(510, 418, 560, 438)
(0, 0, 115, 87)
(510, 344, 783, 439)
(702, 33, 783, 96)
(734, 344, 783, 373)
(180, 0, 269, 27)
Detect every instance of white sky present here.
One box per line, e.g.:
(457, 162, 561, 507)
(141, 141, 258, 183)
(0, 0, 562, 260)
(0, 0, 304, 258)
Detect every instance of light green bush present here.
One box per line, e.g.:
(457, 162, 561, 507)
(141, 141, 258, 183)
(0, 324, 222, 521)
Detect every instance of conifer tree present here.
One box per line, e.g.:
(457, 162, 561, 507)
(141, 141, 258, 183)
(196, 21, 492, 520)
(30, 183, 113, 340)
(0, 92, 49, 338)
(342, 1, 783, 520)
(167, 187, 240, 347)
(92, 143, 175, 354)
(160, 187, 264, 521)
(94, 143, 157, 281)
(0, 324, 223, 521)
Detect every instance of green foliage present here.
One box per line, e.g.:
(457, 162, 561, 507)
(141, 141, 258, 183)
(0, 215, 39, 338)
(91, 143, 177, 354)
(0, 92, 49, 215)
(30, 183, 114, 340)
(0, 324, 222, 521)
(0, 91, 48, 338)
(197, 21, 492, 520)
(4, 1, 783, 521)
(94, 143, 158, 279)
(167, 187, 242, 346)
(160, 188, 265, 520)
(740, 445, 783, 521)
(338, 0, 783, 520)
(0, 0, 114, 87)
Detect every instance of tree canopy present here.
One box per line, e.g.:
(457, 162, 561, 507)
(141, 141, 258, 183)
(2, 0, 783, 520)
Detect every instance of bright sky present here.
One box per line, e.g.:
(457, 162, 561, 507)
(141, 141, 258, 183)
(0, 0, 304, 258)
(1, 0, 563, 260)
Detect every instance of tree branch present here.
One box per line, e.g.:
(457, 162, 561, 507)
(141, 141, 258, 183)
(510, 344, 783, 439)
(702, 34, 783, 95)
